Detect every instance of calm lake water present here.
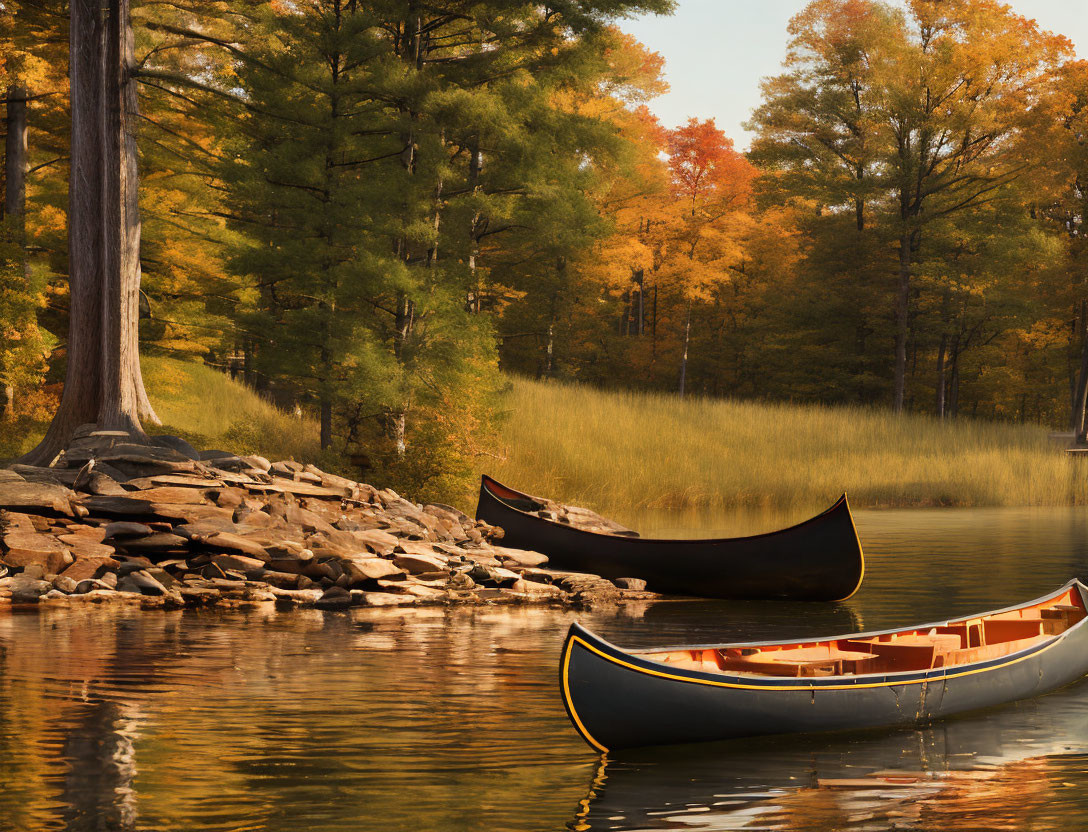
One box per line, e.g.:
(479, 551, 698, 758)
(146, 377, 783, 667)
(1, 507, 1088, 831)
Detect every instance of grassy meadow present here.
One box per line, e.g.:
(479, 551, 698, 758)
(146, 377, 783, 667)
(488, 377, 1087, 515)
(0, 356, 325, 468)
(1, 358, 1083, 514)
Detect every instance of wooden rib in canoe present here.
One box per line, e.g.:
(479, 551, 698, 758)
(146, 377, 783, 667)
(560, 580, 1088, 751)
(476, 475, 865, 601)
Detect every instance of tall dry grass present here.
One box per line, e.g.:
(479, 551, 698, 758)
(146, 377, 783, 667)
(142, 356, 325, 465)
(489, 377, 1086, 515)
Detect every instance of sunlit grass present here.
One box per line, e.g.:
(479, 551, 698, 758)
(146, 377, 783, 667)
(489, 377, 1086, 514)
(141, 355, 324, 464)
(0, 356, 324, 466)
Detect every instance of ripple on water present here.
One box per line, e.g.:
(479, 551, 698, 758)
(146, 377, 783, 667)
(0, 508, 1086, 830)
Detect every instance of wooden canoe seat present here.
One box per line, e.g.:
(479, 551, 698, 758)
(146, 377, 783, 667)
(638, 589, 1086, 679)
(983, 618, 1043, 644)
(842, 632, 962, 673)
(719, 645, 876, 677)
(940, 634, 1050, 666)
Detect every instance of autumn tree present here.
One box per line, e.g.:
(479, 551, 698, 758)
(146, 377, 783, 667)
(751, 0, 1072, 412)
(664, 118, 755, 396)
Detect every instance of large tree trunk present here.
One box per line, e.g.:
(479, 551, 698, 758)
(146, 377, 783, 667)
(4, 84, 27, 224)
(3, 83, 29, 420)
(22, 0, 155, 465)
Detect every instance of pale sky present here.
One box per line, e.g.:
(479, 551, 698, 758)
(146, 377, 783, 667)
(624, 0, 1088, 149)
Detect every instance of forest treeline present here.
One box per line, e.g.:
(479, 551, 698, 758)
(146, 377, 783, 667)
(2, 0, 1088, 496)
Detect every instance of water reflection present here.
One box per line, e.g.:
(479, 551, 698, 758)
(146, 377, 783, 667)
(0, 508, 1085, 830)
(570, 681, 1088, 831)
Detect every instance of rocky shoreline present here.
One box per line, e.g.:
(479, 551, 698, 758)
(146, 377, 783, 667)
(0, 427, 658, 612)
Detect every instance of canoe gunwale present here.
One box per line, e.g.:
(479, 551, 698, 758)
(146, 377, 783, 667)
(564, 579, 1088, 692)
(480, 474, 852, 548)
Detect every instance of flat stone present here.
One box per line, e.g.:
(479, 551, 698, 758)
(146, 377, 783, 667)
(2, 532, 72, 574)
(394, 540, 438, 557)
(252, 480, 349, 499)
(52, 575, 78, 593)
(0, 481, 75, 516)
(118, 570, 169, 596)
(490, 546, 549, 567)
(424, 503, 471, 525)
(61, 556, 120, 583)
(268, 586, 322, 604)
(57, 537, 116, 559)
(113, 532, 189, 555)
(211, 554, 266, 573)
(349, 529, 399, 556)
(234, 507, 273, 527)
(392, 552, 448, 574)
(612, 577, 647, 591)
(86, 472, 129, 496)
(133, 487, 208, 505)
(215, 488, 245, 508)
(255, 570, 300, 589)
(173, 519, 239, 540)
(243, 455, 271, 472)
(103, 521, 153, 539)
(103, 443, 194, 463)
(359, 591, 419, 607)
(148, 434, 201, 460)
(203, 531, 268, 560)
(377, 582, 446, 599)
(81, 495, 156, 517)
(9, 575, 51, 603)
(510, 578, 565, 596)
(9, 465, 79, 486)
(57, 524, 108, 541)
(341, 556, 404, 583)
(149, 503, 235, 524)
(314, 585, 352, 609)
(127, 474, 225, 489)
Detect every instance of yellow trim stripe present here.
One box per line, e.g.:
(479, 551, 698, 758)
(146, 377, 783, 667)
(832, 492, 865, 602)
(567, 631, 1065, 693)
(562, 637, 609, 752)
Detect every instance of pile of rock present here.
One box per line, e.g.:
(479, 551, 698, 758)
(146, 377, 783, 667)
(521, 496, 640, 537)
(0, 427, 657, 611)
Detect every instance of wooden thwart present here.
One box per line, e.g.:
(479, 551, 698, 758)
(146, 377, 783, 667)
(646, 589, 1086, 679)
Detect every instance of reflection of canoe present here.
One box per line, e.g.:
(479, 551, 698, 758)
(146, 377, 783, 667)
(476, 476, 865, 601)
(561, 580, 1088, 751)
(571, 682, 1088, 832)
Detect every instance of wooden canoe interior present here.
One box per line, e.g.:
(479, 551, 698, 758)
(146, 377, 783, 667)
(483, 479, 543, 512)
(639, 589, 1086, 679)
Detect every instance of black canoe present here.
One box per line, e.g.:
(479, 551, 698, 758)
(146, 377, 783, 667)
(561, 580, 1088, 751)
(476, 475, 865, 601)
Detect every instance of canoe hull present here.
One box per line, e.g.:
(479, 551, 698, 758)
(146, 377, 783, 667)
(561, 582, 1088, 752)
(476, 476, 864, 601)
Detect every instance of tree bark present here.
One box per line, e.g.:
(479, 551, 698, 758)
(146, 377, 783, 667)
(4, 84, 27, 225)
(3, 84, 29, 420)
(935, 331, 947, 418)
(948, 333, 961, 419)
(678, 300, 692, 398)
(22, 0, 156, 465)
(1072, 301, 1088, 439)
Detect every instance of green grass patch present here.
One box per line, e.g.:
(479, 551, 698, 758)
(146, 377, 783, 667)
(140, 355, 326, 466)
(488, 377, 1087, 515)
(0, 355, 326, 469)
